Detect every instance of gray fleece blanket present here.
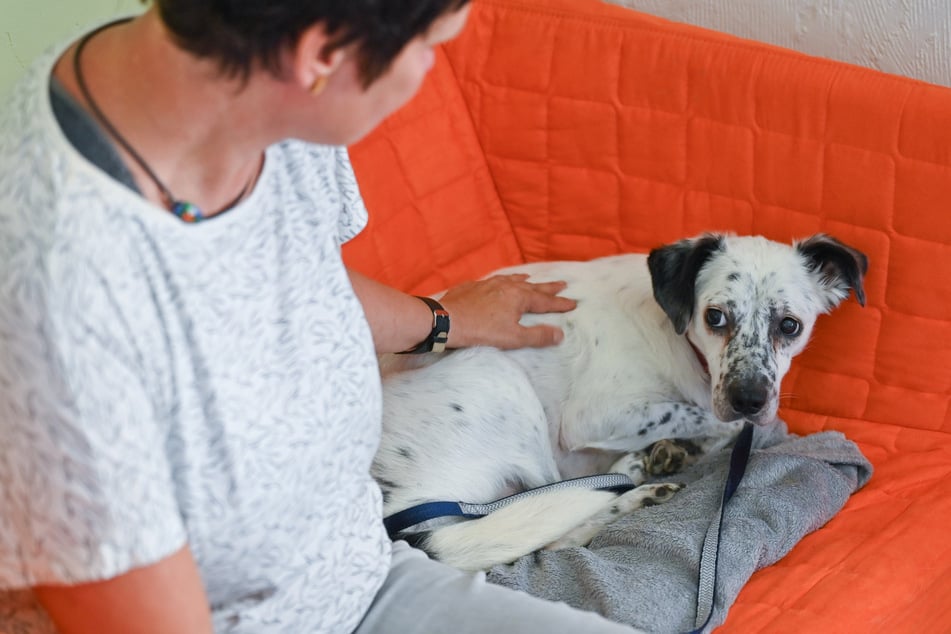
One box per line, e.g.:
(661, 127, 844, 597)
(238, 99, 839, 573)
(486, 421, 873, 633)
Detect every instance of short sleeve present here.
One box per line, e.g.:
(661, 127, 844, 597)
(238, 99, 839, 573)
(333, 146, 369, 244)
(0, 260, 187, 589)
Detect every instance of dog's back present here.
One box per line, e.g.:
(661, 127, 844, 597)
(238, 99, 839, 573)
(494, 255, 710, 469)
(377, 254, 701, 494)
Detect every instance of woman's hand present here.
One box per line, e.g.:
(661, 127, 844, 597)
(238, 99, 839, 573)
(439, 274, 577, 350)
(348, 269, 576, 354)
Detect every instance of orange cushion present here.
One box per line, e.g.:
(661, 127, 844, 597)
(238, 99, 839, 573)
(345, 44, 523, 295)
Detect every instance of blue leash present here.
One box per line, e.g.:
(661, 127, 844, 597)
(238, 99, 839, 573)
(383, 424, 755, 634)
(384, 473, 638, 537)
(686, 422, 754, 634)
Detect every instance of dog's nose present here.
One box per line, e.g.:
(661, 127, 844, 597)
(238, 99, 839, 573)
(729, 382, 769, 416)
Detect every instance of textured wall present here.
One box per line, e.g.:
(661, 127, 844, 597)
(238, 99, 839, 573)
(608, 0, 951, 87)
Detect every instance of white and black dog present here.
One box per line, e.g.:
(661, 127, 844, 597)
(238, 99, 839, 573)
(373, 233, 867, 571)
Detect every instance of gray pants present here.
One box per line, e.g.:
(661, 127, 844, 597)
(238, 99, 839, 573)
(353, 541, 642, 634)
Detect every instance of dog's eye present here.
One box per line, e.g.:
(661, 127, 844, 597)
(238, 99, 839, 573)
(704, 308, 727, 329)
(779, 317, 802, 337)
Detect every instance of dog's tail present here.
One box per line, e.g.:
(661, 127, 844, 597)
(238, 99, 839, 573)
(403, 487, 625, 572)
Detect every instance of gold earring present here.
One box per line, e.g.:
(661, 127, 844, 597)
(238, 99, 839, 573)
(310, 75, 329, 96)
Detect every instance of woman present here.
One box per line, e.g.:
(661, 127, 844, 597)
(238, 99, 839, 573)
(0, 1, 639, 632)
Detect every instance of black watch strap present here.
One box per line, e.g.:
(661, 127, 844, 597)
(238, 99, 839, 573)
(398, 296, 450, 354)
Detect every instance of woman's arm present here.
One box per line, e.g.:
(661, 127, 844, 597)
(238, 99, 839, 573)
(347, 269, 577, 354)
(34, 546, 214, 634)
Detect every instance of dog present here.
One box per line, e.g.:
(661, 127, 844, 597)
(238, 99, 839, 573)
(373, 233, 867, 571)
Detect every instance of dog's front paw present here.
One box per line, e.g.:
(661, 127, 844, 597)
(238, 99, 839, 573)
(646, 439, 694, 476)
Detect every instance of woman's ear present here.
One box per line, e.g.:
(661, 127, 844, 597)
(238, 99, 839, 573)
(290, 24, 347, 93)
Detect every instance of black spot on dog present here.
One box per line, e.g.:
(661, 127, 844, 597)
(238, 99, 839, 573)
(638, 428, 647, 436)
(376, 477, 400, 492)
(402, 531, 432, 553)
(641, 487, 678, 508)
(740, 332, 757, 348)
(727, 272, 740, 282)
(397, 446, 415, 461)
(450, 403, 464, 413)
(678, 439, 703, 455)
(659, 411, 673, 425)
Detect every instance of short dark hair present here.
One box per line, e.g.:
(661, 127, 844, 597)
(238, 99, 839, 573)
(153, 0, 470, 87)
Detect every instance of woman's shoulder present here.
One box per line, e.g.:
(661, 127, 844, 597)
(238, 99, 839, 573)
(0, 48, 102, 227)
(269, 138, 347, 178)
(266, 140, 368, 241)
(1, 40, 72, 147)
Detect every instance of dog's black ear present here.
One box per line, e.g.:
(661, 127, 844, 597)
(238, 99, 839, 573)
(647, 234, 725, 334)
(795, 234, 869, 309)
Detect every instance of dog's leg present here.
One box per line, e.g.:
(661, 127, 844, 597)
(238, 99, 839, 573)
(562, 400, 744, 455)
(543, 483, 683, 551)
(608, 422, 743, 486)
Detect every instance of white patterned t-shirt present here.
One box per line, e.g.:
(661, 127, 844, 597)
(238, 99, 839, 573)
(0, 43, 390, 633)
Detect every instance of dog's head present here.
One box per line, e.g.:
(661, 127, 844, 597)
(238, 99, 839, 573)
(647, 233, 868, 425)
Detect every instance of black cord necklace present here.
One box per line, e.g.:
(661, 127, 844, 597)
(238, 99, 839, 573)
(72, 19, 253, 223)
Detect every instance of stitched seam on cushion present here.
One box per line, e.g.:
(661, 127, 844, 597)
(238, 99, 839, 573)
(473, 0, 951, 173)
(440, 23, 527, 264)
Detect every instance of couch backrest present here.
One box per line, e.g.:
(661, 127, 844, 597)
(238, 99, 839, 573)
(345, 0, 951, 435)
(344, 44, 523, 295)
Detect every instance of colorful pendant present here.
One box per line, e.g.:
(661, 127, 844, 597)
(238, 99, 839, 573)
(171, 201, 205, 223)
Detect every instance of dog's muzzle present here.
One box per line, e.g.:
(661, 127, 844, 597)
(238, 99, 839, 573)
(726, 377, 770, 418)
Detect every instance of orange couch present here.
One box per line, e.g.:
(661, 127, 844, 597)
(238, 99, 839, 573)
(343, 0, 951, 630)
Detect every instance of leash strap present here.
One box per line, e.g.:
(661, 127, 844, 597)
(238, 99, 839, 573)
(383, 425, 755, 634)
(383, 473, 637, 537)
(687, 422, 755, 634)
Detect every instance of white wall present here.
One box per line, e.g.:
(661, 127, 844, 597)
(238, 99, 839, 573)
(608, 0, 951, 87)
(1, 0, 143, 97)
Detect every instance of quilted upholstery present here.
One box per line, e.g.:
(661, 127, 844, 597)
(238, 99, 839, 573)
(344, 0, 951, 630)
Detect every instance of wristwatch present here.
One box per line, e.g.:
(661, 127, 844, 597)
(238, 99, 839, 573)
(399, 296, 450, 354)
